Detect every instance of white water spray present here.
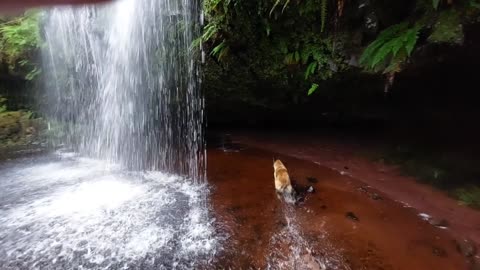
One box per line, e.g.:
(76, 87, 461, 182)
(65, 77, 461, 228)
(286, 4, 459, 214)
(42, 0, 204, 180)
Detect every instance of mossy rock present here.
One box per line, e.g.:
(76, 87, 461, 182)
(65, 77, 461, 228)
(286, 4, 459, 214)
(0, 111, 36, 143)
(428, 10, 464, 45)
(0, 111, 22, 140)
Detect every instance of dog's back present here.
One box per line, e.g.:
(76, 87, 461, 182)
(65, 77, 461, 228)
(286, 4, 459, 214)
(273, 159, 294, 195)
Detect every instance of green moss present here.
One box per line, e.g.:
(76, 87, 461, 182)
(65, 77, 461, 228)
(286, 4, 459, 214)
(370, 144, 480, 209)
(0, 110, 40, 146)
(0, 111, 22, 141)
(453, 187, 480, 208)
(428, 10, 464, 44)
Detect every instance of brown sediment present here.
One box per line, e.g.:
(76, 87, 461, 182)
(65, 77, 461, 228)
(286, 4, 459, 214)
(207, 146, 470, 269)
(232, 132, 480, 246)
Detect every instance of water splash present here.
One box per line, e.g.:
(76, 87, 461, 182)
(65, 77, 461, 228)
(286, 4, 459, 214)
(0, 153, 216, 269)
(41, 0, 204, 180)
(267, 205, 350, 269)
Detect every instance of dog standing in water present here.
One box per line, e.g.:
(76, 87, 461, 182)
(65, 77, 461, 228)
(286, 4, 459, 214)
(273, 159, 296, 203)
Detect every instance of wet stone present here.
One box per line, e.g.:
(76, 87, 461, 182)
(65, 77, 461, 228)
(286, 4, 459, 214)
(432, 247, 447, 257)
(346, 212, 359, 222)
(370, 193, 382, 200)
(357, 186, 368, 193)
(307, 177, 318, 184)
(429, 218, 449, 228)
(456, 239, 477, 258)
(471, 256, 480, 270)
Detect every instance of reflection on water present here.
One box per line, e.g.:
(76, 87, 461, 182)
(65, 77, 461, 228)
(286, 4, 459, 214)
(0, 151, 217, 269)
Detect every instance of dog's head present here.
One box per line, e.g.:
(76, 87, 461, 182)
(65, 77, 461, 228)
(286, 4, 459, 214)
(273, 159, 285, 170)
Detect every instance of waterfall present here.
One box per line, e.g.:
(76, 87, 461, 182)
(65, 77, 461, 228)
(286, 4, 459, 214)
(41, 0, 204, 181)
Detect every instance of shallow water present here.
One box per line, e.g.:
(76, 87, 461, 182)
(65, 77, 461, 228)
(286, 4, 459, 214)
(207, 146, 469, 269)
(0, 146, 471, 269)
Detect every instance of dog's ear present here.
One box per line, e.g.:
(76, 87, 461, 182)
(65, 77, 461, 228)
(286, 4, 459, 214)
(272, 156, 277, 163)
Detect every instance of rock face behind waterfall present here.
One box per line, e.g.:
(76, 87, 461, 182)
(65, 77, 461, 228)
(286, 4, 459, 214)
(41, 0, 204, 180)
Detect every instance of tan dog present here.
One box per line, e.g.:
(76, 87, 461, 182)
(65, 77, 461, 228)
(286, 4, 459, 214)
(273, 159, 295, 199)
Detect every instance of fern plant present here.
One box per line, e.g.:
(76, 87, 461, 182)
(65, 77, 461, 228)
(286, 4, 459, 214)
(359, 22, 421, 73)
(0, 11, 42, 79)
(210, 40, 230, 60)
(270, 0, 293, 16)
(294, 38, 345, 95)
(320, 0, 327, 32)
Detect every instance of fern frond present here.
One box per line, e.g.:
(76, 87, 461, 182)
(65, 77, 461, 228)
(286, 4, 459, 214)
(284, 52, 295, 64)
(360, 23, 420, 72)
(300, 49, 311, 64)
(211, 40, 229, 60)
(320, 0, 327, 32)
(404, 27, 420, 55)
(304, 62, 317, 80)
(307, 83, 319, 96)
(270, 0, 282, 17)
(202, 23, 219, 42)
(281, 0, 291, 13)
(294, 51, 300, 62)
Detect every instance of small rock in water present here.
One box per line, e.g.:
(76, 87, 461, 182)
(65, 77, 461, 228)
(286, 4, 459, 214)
(346, 211, 359, 221)
(320, 205, 327, 210)
(307, 186, 315, 193)
(456, 238, 477, 258)
(344, 166, 349, 170)
(432, 246, 447, 257)
(370, 193, 382, 200)
(429, 218, 449, 228)
(307, 177, 318, 184)
(358, 186, 368, 193)
(472, 256, 480, 270)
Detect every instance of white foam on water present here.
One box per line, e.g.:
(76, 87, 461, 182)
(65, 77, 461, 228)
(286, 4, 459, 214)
(418, 213, 431, 221)
(0, 154, 217, 269)
(267, 206, 348, 270)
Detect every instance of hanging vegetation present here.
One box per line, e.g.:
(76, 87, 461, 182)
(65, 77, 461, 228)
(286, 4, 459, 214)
(0, 10, 42, 81)
(201, 0, 479, 97)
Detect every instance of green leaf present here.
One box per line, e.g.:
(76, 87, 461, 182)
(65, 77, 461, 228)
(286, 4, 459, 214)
(278, 40, 288, 54)
(281, 0, 291, 13)
(269, 0, 282, 17)
(405, 27, 419, 55)
(471, 1, 480, 9)
(360, 23, 419, 72)
(307, 83, 319, 96)
(300, 49, 311, 64)
(210, 40, 229, 60)
(304, 62, 317, 80)
(320, 0, 327, 32)
(433, 0, 440, 10)
(284, 53, 294, 64)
